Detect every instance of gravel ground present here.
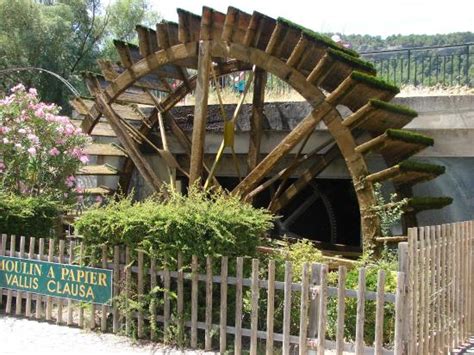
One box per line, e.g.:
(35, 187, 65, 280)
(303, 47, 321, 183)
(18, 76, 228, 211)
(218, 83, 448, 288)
(0, 315, 216, 355)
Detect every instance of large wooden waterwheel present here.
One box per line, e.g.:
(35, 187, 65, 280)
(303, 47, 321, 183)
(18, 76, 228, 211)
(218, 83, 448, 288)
(71, 6, 451, 252)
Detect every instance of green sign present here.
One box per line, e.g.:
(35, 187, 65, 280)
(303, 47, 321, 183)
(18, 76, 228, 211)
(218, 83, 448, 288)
(0, 256, 113, 305)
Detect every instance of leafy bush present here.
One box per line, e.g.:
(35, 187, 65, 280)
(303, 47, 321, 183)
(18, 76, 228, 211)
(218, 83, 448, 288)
(0, 191, 61, 237)
(271, 239, 398, 347)
(327, 250, 398, 346)
(74, 186, 274, 263)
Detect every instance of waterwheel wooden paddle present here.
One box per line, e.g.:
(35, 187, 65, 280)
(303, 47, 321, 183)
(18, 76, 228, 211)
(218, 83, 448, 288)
(71, 6, 452, 253)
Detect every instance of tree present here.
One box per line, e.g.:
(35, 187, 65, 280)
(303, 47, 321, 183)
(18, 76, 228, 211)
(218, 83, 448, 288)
(0, 0, 160, 110)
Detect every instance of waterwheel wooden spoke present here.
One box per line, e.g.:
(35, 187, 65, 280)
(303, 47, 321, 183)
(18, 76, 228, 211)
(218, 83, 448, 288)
(71, 6, 452, 252)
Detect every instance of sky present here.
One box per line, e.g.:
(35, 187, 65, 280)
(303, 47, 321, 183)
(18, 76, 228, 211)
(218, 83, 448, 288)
(150, 0, 474, 37)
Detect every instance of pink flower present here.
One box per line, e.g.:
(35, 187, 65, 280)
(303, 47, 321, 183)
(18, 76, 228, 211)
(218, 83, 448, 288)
(28, 88, 38, 96)
(27, 133, 39, 145)
(49, 147, 60, 156)
(0, 162, 5, 173)
(11, 83, 25, 93)
(34, 107, 45, 118)
(27, 147, 36, 156)
(45, 113, 56, 122)
(65, 175, 76, 188)
(64, 125, 75, 136)
(95, 196, 103, 204)
(18, 128, 26, 134)
(79, 155, 89, 164)
(0, 126, 10, 134)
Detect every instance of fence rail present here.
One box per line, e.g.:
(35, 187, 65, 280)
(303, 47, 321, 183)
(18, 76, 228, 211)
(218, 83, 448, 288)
(1, 220, 473, 354)
(209, 43, 474, 96)
(361, 43, 474, 88)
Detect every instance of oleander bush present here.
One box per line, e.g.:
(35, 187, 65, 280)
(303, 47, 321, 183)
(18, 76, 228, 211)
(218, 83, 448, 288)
(0, 83, 90, 200)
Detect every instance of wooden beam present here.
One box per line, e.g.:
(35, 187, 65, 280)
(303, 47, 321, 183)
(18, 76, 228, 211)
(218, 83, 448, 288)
(247, 67, 267, 172)
(233, 102, 334, 197)
(270, 145, 340, 213)
(189, 40, 212, 185)
(96, 94, 165, 194)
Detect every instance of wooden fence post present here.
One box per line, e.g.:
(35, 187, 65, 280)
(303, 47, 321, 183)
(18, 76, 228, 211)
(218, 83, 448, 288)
(191, 255, 198, 348)
(283, 261, 293, 355)
(308, 263, 322, 339)
(316, 264, 328, 355)
(299, 263, 310, 355)
(220, 256, 228, 353)
(336, 265, 347, 355)
(25, 237, 36, 318)
(398, 242, 409, 354)
(0, 234, 6, 308)
(15, 236, 25, 316)
(6, 235, 15, 314)
(355, 267, 366, 355)
(266, 259, 276, 355)
(395, 271, 407, 355)
(112, 245, 120, 333)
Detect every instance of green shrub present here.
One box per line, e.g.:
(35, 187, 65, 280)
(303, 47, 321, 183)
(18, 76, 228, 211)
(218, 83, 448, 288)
(327, 250, 398, 346)
(74, 186, 274, 264)
(271, 239, 398, 347)
(0, 191, 61, 237)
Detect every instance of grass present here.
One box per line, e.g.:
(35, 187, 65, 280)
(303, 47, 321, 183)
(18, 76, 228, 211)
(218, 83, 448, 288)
(369, 99, 418, 117)
(398, 160, 446, 175)
(327, 48, 376, 74)
(407, 196, 453, 211)
(351, 71, 400, 94)
(386, 129, 434, 146)
(277, 17, 360, 58)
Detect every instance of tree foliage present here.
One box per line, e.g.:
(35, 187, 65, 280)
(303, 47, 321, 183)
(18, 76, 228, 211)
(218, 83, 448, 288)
(336, 32, 474, 52)
(0, 0, 160, 110)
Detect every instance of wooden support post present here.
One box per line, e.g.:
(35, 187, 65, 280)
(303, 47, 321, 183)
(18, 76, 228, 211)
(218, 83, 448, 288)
(248, 67, 267, 172)
(189, 40, 212, 185)
(96, 94, 164, 192)
(234, 103, 334, 197)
